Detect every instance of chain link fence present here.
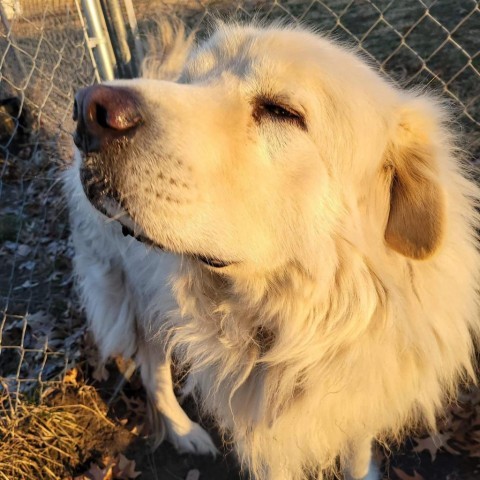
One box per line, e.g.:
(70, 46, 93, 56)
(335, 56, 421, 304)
(0, 0, 97, 406)
(129, 0, 480, 155)
(0, 0, 479, 410)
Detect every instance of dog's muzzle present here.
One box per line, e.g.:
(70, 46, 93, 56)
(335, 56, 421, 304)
(72, 85, 142, 209)
(72, 86, 231, 269)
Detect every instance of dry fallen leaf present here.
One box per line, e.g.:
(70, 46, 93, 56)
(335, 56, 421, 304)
(112, 453, 141, 479)
(392, 467, 425, 480)
(185, 469, 200, 480)
(412, 432, 449, 461)
(74, 462, 113, 480)
(64, 367, 79, 386)
(72, 455, 139, 480)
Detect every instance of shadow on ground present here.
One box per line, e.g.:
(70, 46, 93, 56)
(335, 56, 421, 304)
(84, 358, 480, 480)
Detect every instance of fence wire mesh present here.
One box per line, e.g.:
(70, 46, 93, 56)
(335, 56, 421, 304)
(0, 0, 96, 406)
(0, 0, 479, 410)
(130, 0, 480, 156)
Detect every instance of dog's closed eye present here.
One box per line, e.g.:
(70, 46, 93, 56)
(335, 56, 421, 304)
(253, 97, 307, 131)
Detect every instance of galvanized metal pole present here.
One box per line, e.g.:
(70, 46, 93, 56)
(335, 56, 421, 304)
(0, 2, 27, 83)
(74, 0, 101, 83)
(81, 0, 115, 81)
(123, 0, 144, 74)
(103, 0, 134, 78)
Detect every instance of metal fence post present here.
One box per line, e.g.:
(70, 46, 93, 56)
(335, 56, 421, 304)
(81, 0, 115, 81)
(123, 0, 144, 74)
(0, 2, 27, 87)
(101, 0, 135, 78)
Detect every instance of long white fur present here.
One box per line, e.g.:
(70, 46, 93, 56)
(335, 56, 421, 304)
(64, 159, 218, 454)
(65, 22, 480, 480)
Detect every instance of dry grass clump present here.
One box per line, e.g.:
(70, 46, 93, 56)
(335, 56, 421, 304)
(0, 382, 133, 479)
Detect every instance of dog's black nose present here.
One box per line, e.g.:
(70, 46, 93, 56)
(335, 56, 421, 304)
(73, 85, 142, 153)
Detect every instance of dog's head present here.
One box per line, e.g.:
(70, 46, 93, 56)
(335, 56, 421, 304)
(73, 24, 448, 274)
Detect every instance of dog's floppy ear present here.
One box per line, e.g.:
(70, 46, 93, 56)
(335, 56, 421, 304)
(384, 98, 446, 260)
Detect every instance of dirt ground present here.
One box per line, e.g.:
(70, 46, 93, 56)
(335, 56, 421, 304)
(68, 360, 480, 480)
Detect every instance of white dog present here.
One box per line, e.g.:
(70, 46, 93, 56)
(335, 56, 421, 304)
(64, 22, 480, 480)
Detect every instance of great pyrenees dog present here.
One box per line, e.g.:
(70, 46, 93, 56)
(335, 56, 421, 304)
(64, 22, 480, 480)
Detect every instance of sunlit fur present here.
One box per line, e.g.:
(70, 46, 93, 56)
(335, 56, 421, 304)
(65, 22, 480, 480)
